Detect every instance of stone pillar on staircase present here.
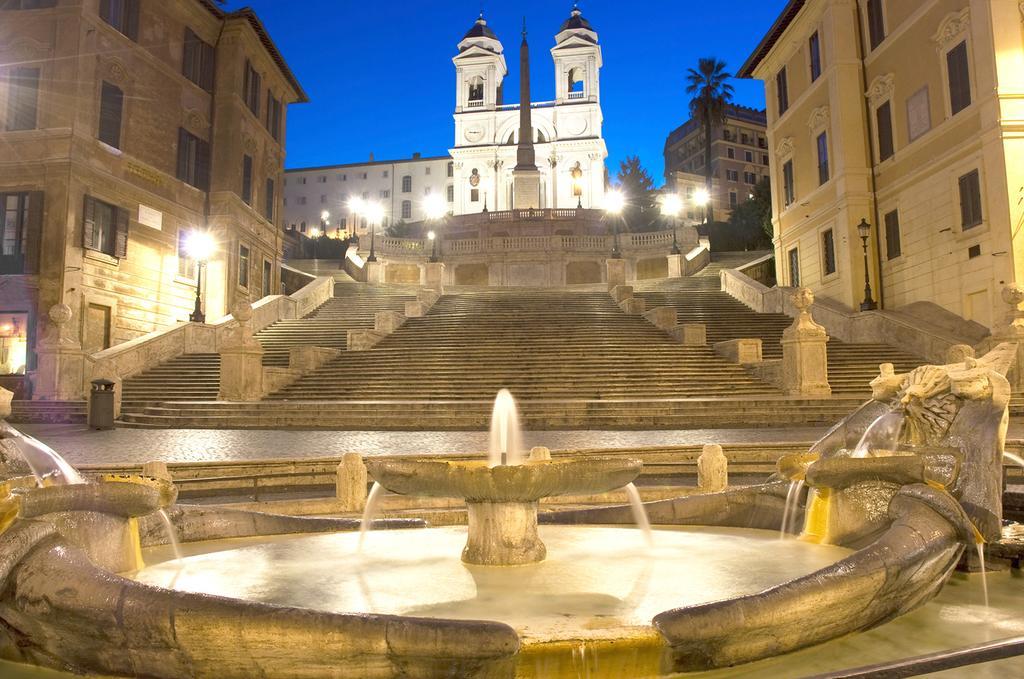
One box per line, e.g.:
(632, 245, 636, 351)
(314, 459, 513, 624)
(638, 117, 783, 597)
(989, 284, 1024, 393)
(667, 254, 684, 279)
(218, 301, 264, 401)
(423, 262, 445, 293)
(366, 260, 384, 285)
(33, 304, 86, 401)
(606, 258, 626, 290)
(781, 288, 831, 396)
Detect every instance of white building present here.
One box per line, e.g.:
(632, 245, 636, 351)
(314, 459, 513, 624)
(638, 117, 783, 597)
(450, 9, 607, 214)
(283, 154, 452, 237)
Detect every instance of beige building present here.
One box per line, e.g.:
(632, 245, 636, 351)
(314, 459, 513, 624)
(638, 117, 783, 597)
(740, 0, 1024, 329)
(0, 0, 304, 399)
(663, 104, 770, 222)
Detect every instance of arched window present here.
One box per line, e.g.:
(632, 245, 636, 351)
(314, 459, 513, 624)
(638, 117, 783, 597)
(447, 162, 454, 177)
(568, 67, 585, 98)
(401, 200, 412, 219)
(467, 76, 484, 104)
(505, 131, 515, 145)
(401, 175, 412, 193)
(537, 130, 547, 143)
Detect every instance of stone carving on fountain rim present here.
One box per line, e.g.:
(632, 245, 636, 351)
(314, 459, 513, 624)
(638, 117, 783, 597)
(783, 288, 827, 341)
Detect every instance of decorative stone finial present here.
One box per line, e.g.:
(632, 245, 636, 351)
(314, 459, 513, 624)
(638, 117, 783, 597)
(784, 288, 826, 340)
(39, 303, 78, 349)
(792, 287, 814, 312)
(49, 303, 72, 325)
(998, 283, 1024, 336)
(231, 300, 254, 324)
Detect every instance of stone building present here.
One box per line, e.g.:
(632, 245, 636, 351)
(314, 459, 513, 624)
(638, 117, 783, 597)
(449, 9, 607, 214)
(283, 154, 454, 239)
(740, 0, 1024, 329)
(663, 104, 770, 223)
(0, 0, 304, 399)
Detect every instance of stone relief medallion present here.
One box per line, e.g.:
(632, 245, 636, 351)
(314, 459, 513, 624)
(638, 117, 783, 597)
(469, 169, 481, 187)
(565, 116, 588, 136)
(464, 125, 485, 143)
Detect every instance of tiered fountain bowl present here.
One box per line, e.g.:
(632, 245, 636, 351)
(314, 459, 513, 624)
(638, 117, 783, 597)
(365, 457, 642, 565)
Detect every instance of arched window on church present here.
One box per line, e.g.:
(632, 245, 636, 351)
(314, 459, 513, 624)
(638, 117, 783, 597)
(505, 131, 515, 145)
(467, 76, 484, 106)
(537, 130, 547, 143)
(568, 67, 585, 99)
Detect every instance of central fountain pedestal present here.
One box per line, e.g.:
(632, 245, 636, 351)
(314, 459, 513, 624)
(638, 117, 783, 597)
(465, 501, 545, 565)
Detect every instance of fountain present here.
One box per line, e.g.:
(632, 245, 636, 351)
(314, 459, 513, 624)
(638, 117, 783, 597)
(0, 340, 1020, 678)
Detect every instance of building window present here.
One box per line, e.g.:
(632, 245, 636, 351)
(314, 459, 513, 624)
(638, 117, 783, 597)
(176, 128, 210, 190)
(262, 259, 272, 297)
(821, 229, 836, 276)
(468, 76, 484, 103)
(99, 0, 139, 41)
(876, 100, 894, 161)
(762, 154, 770, 165)
(447, 162, 454, 178)
(744, 150, 753, 162)
(238, 244, 250, 288)
(242, 59, 261, 116)
(884, 209, 901, 260)
(816, 132, 829, 185)
(809, 31, 822, 82)
(782, 160, 795, 207)
(946, 41, 971, 116)
(401, 200, 412, 219)
(320, 195, 326, 204)
(264, 178, 275, 221)
(5, 67, 40, 131)
(958, 169, 982, 230)
(0, 192, 41, 275)
(241, 155, 253, 205)
(339, 173, 346, 181)
(317, 176, 326, 183)
(867, 0, 885, 50)
(182, 28, 215, 92)
(744, 172, 757, 185)
(788, 247, 800, 287)
(299, 177, 306, 185)
(361, 191, 369, 199)
(380, 190, 390, 199)
(401, 175, 412, 193)
(361, 172, 367, 180)
(297, 197, 306, 205)
(447, 185, 454, 202)
(82, 195, 128, 258)
(729, 191, 737, 208)
(265, 91, 282, 141)
(177, 228, 197, 280)
(98, 81, 124, 149)
(727, 148, 735, 159)
(471, 189, 479, 202)
(726, 169, 739, 182)
(776, 67, 789, 116)
(425, 166, 432, 175)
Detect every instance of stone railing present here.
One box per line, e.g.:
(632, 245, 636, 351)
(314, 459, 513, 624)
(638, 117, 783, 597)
(720, 267, 967, 365)
(737, 252, 776, 287)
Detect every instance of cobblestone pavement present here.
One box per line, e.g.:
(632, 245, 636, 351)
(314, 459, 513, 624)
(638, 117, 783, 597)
(14, 424, 837, 465)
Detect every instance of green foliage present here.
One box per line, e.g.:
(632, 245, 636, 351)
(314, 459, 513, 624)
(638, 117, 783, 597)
(385, 220, 416, 238)
(684, 58, 734, 224)
(705, 179, 774, 252)
(614, 156, 659, 232)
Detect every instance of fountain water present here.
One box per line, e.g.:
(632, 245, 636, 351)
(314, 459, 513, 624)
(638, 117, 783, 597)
(851, 410, 904, 458)
(358, 482, 386, 550)
(1005, 452, 1024, 470)
(156, 509, 183, 562)
(779, 480, 806, 538)
(624, 482, 653, 547)
(0, 422, 84, 485)
(488, 388, 523, 467)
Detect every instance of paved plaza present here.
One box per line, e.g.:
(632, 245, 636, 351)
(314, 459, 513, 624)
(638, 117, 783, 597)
(18, 423, 838, 465)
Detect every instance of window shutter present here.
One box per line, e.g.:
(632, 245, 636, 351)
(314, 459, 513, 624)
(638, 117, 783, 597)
(197, 137, 211, 191)
(82, 195, 96, 251)
(176, 128, 188, 182)
(876, 101, 893, 161)
(183, 29, 196, 80)
(201, 40, 215, 92)
(113, 206, 129, 259)
(22, 191, 43, 274)
(99, 82, 123, 149)
(125, 0, 140, 41)
(242, 154, 253, 204)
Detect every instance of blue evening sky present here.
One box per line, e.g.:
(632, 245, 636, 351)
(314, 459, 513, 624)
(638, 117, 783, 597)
(225, 1, 788, 185)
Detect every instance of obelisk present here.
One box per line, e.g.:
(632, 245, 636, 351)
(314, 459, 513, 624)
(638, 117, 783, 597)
(512, 19, 541, 209)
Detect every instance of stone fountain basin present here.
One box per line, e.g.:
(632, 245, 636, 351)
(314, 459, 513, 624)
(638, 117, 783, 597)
(365, 457, 642, 502)
(15, 475, 177, 519)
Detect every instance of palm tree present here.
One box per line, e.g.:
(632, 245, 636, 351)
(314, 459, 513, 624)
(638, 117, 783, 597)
(685, 58, 734, 224)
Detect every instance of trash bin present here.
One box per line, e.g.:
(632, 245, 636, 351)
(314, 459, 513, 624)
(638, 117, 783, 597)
(88, 378, 116, 430)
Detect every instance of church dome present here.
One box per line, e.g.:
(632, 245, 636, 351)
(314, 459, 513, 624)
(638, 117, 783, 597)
(462, 15, 497, 43)
(459, 13, 503, 53)
(560, 7, 593, 33)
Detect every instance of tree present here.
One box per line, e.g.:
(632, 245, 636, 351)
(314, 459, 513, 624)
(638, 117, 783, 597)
(614, 155, 658, 232)
(685, 58, 734, 224)
(713, 178, 773, 251)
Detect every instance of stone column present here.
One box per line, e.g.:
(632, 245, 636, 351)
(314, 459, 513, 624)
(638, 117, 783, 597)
(667, 254, 684, 278)
(698, 444, 728, 492)
(336, 453, 368, 512)
(423, 261, 445, 292)
(33, 304, 86, 401)
(606, 258, 626, 290)
(218, 301, 264, 401)
(781, 288, 831, 396)
(366, 260, 384, 285)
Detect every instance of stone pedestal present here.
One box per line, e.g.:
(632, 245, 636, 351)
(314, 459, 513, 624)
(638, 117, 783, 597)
(698, 444, 728, 492)
(714, 339, 763, 364)
(336, 453, 368, 512)
(610, 284, 633, 303)
(423, 262, 445, 292)
(512, 169, 541, 210)
(644, 306, 678, 332)
(375, 311, 406, 334)
(674, 323, 707, 346)
(606, 258, 626, 290)
(366, 260, 384, 285)
(620, 297, 646, 315)
(667, 254, 684, 278)
(463, 501, 545, 566)
(405, 301, 427, 318)
(218, 302, 264, 401)
(781, 289, 831, 396)
(33, 304, 85, 401)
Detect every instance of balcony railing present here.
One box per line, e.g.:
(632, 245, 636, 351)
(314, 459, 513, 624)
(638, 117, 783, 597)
(467, 100, 484, 108)
(567, 91, 585, 100)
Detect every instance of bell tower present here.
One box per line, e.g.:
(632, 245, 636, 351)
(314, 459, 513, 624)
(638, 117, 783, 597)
(453, 13, 506, 113)
(552, 4, 601, 105)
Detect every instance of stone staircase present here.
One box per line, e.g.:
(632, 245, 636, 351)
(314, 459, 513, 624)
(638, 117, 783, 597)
(119, 281, 417, 419)
(632, 255, 923, 395)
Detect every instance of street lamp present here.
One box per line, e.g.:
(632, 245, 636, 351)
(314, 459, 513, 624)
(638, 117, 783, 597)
(604, 189, 625, 259)
(365, 201, 384, 262)
(570, 162, 584, 209)
(184, 230, 215, 324)
(424, 193, 447, 263)
(661, 193, 683, 255)
(857, 218, 878, 311)
(693, 188, 710, 227)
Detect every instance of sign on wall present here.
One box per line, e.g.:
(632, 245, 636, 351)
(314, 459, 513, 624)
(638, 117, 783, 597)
(137, 204, 163, 230)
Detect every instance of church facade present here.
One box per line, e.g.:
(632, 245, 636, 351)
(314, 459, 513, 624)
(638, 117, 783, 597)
(449, 9, 608, 215)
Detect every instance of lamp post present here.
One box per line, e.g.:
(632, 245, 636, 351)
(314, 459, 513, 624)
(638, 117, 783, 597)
(427, 230, 437, 262)
(308, 227, 320, 260)
(857, 218, 877, 311)
(693, 188, 710, 228)
(605, 189, 624, 259)
(184, 230, 215, 324)
(424, 193, 447, 263)
(661, 193, 683, 255)
(365, 201, 384, 262)
(570, 162, 584, 209)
